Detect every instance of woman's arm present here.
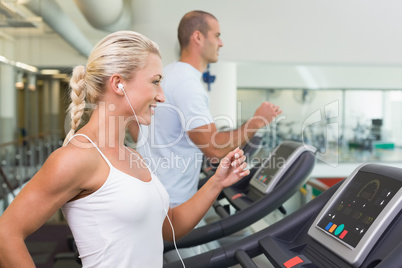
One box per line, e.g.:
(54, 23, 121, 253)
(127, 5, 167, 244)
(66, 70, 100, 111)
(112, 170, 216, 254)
(0, 146, 93, 266)
(162, 148, 249, 241)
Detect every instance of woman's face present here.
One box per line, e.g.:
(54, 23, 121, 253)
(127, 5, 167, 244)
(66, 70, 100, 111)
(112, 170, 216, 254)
(124, 53, 165, 125)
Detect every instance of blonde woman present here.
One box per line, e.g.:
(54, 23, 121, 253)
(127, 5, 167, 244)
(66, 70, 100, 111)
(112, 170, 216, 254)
(0, 31, 249, 267)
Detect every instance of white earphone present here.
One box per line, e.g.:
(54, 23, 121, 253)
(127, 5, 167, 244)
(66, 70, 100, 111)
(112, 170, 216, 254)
(117, 81, 185, 267)
(118, 83, 124, 92)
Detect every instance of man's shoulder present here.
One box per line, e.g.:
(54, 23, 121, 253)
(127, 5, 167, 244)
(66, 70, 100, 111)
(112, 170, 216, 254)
(164, 62, 199, 78)
(163, 62, 202, 93)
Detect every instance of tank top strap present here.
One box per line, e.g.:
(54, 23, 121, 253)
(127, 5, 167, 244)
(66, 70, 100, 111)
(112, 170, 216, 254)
(67, 133, 113, 168)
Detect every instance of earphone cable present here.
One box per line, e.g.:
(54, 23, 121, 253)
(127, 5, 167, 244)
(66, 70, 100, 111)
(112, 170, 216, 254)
(122, 88, 186, 267)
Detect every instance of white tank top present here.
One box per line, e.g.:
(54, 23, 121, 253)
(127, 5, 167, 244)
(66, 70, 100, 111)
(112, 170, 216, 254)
(61, 134, 170, 268)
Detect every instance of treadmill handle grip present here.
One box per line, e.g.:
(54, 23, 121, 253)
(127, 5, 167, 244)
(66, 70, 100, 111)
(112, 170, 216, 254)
(213, 200, 230, 218)
(235, 249, 259, 268)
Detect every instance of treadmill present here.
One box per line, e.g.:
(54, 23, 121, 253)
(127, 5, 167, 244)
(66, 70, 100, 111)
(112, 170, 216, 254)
(164, 141, 316, 253)
(164, 163, 402, 268)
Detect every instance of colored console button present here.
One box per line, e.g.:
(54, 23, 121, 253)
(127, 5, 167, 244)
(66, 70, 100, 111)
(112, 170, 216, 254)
(329, 224, 337, 233)
(231, 193, 243, 200)
(339, 230, 348, 239)
(334, 224, 345, 236)
(325, 222, 333, 231)
(284, 256, 304, 268)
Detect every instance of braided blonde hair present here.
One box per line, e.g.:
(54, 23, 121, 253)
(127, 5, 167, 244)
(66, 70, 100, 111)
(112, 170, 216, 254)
(63, 31, 161, 146)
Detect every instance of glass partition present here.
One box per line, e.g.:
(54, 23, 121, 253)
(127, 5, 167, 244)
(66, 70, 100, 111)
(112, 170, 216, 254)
(237, 88, 402, 164)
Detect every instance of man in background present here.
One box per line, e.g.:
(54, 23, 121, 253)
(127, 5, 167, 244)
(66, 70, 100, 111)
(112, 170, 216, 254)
(136, 10, 282, 207)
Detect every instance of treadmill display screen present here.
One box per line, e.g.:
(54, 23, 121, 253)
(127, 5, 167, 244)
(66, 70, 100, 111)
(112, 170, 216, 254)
(316, 171, 402, 248)
(254, 145, 295, 186)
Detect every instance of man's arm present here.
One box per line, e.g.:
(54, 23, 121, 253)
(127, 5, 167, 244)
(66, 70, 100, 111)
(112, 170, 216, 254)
(188, 101, 282, 160)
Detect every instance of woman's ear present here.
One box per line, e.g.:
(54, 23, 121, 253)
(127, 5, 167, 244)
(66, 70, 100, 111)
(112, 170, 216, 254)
(110, 74, 125, 96)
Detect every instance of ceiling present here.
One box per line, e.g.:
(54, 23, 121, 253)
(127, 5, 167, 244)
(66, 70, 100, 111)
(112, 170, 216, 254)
(2, 0, 402, 66)
(2, 0, 402, 89)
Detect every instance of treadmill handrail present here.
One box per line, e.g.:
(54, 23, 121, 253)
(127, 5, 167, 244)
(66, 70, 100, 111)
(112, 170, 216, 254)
(164, 150, 315, 252)
(212, 200, 230, 218)
(163, 181, 341, 268)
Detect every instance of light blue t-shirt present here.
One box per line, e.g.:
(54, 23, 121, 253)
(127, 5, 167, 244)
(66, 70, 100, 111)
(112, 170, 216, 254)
(137, 62, 214, 205)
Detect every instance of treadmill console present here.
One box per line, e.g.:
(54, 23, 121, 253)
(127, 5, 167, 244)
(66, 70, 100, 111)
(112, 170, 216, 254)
(308, 163, 402, 267)
(249, 141, 315, 194)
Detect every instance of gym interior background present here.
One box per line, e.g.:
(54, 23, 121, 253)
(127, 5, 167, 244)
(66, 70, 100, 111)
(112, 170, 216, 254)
(0, 1, 402, 267)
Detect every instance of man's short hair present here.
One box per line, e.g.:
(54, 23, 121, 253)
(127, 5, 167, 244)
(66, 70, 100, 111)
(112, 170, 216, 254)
(178, 10, 218, 50)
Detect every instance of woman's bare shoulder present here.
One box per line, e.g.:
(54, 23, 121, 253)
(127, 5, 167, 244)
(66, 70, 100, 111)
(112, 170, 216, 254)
(39, 139, 102, 185)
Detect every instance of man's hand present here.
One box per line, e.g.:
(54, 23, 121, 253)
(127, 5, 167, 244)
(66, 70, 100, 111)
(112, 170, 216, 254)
(250, 102, 282, 129)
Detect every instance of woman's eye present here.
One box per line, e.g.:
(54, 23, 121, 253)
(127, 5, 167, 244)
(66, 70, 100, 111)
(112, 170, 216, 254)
(153, 80, 161, 85)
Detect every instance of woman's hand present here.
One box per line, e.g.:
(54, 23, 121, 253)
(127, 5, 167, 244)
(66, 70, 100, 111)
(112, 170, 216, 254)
(213, 147, 250, 189)
(163, 147, 250, 241)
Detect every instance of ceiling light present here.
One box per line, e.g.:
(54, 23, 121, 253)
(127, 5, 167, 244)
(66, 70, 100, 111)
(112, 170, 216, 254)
(15, 70, 24, 90)
(28, 73, 36, 91)
(15, 61, 37, 73)
(40, 69, 60, 75)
